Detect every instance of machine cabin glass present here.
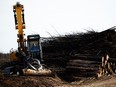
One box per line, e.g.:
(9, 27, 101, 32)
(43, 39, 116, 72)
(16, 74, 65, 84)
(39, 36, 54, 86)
(27, 35, 40, 59)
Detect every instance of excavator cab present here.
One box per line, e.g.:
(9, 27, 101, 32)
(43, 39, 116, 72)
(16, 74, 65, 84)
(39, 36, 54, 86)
(27, 34, 42, 61)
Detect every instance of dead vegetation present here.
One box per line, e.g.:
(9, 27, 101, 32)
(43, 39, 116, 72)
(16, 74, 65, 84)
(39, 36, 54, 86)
(42, 26, 116, 81)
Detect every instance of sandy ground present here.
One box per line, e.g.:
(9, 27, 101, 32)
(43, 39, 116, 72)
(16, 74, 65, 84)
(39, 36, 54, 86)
(56, 75, 116, 87)
(78, 76, 116, 87)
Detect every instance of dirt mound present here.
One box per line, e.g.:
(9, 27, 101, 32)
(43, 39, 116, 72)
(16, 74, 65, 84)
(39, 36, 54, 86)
(0, 75, 63, 87)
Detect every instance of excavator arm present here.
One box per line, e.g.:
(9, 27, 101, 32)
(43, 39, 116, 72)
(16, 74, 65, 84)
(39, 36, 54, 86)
(13, 2, 26, 52)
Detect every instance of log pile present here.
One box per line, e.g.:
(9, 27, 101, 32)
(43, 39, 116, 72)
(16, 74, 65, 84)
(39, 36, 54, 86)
(65, 54, 100, 81)
(98, 54, 116, 77)
(41, 27, 116, 81)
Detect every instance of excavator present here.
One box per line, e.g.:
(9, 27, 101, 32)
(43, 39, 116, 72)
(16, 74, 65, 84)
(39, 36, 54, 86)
(4, 2, 52, 75)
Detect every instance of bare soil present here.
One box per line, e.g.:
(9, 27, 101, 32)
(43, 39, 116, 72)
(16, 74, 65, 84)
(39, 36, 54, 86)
(1, 56, 116, 87)
(57, 75, 116, 87)
(0, 71, 116, 87)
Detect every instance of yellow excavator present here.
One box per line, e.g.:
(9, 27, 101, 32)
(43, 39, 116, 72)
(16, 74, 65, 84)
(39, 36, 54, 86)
(4, 2, 51, 75)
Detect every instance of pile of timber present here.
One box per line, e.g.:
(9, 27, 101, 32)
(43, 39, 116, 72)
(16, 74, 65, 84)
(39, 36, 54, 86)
(98, 54, 116, 77)
(65, 54, 101, 80)
(41, 27, 116, 80)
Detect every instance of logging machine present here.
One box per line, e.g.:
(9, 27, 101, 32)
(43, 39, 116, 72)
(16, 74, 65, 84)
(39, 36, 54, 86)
(4, 2, 51, 75)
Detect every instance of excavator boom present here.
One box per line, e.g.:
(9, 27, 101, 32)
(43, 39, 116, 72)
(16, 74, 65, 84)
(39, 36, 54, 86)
(13, 2, 26, 52)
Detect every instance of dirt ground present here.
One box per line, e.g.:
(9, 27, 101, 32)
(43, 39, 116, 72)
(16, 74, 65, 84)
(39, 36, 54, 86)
(0, 75, 63, 87)
(59, 75, 116, 87)
(0, 73, 116, 87)
(1, 56, 116, 87)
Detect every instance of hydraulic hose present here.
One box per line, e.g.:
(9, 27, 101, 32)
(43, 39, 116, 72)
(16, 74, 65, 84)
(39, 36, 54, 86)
(27, 62, 37, 70)
(27, 59, 43, 71)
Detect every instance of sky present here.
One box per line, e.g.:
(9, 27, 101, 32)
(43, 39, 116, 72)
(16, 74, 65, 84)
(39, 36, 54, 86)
(0, 0, 116, 53)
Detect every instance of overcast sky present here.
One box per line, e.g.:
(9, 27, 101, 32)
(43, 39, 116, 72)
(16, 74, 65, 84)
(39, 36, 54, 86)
(0, 0, 116, 53)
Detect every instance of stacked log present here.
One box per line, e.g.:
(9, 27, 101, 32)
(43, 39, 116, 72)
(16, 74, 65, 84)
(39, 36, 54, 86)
(98, 54, 116, 77)
(65, 54, 101, 81)
(41, 27, 116, 80)
(63, 54, 116, 81)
